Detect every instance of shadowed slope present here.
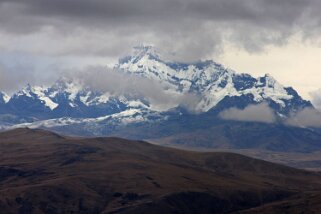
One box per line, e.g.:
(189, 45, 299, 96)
(0, 128, 321, 213)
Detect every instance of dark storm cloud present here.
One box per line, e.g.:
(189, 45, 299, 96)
(0, 0, 310, 24)
(0, 0, 321, 60)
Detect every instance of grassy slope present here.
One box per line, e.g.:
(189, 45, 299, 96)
(0, 128, 321, 213)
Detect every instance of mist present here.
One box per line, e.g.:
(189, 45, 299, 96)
(67, 66, 201, 112)
(218, 103, 276, 123)
(286, 107, 321, 128)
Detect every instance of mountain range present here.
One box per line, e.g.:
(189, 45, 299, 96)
(1, 46, 320, 157)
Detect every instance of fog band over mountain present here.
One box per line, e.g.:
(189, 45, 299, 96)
(219, 103, 321, 128)
(286, 107, 321, 128)
(219, 103, 276, 124)
(70, 66, 201, 112)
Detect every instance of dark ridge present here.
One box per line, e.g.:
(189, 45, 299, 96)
(0, 128, 320, 213)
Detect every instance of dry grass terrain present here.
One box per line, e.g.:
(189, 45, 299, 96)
(0, 128, 321, 213)
(151, 140, 321, 171)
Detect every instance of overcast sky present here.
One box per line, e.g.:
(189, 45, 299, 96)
(0, 0, 321, 106)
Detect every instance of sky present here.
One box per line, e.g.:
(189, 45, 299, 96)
(0, 0, 321, 106)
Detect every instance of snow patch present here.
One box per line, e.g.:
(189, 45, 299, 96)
(32, 86, 58, 110)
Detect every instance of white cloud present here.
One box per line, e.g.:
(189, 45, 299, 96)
(69, 66, 201, 112)
(310, 88, 321, 110)
(286, 107, 321, 128)
(219, 103, 276, 123)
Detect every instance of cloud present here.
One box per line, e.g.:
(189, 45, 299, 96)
(0, 53, 67, 93)
(310, 88, 321, 110)
(67, 66, 201, 112)
(219, 103, 276, 123)
(0, 62, 36, 92)
(286, 108, 321, 128)
(0, 0, 320, 60)
(1, 0, 321, 93)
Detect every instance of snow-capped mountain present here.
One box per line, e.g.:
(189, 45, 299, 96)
(0, 46, 312, 132)
(117, 46, 311, 114)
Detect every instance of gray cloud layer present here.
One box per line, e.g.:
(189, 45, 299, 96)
(219, 103, 276, 123)
(1, 0, 321, 103)
(310, 89, 321, 110)
(0, 0, 321, 61)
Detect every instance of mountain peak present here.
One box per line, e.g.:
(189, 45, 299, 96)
(115, 46, 313, 114)
(259, 73, 279, 88)
(119, 45, 161, 65)
(133, 45, 160, 60)
(133, 44, 157, 54)
(14, 83, 34, 98)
